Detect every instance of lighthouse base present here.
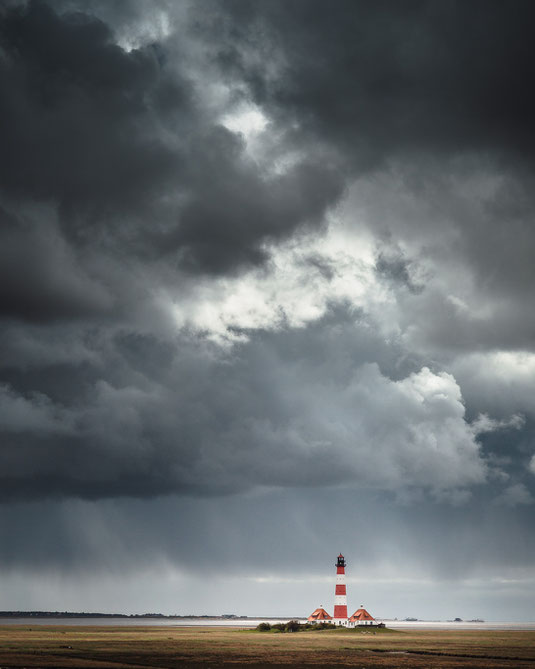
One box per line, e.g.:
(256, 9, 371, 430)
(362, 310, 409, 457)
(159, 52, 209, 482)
(333, 618, 349, 627)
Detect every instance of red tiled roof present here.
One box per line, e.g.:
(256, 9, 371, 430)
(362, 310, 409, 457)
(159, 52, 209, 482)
(307, 607, 333, 621)
(349, 608, 375, 622)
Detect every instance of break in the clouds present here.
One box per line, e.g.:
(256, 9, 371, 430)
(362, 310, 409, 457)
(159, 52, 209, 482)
(1, 0, 535, 617)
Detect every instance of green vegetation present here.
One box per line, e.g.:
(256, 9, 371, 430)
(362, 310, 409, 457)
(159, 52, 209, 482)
(255, 620, 389, 632)
(256, 620, 337, 632)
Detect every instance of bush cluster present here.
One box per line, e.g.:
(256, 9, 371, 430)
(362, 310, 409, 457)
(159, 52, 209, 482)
(255, 621, 338, 632)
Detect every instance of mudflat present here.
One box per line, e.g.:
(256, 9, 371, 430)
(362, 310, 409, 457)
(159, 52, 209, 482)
(0, 625, 534, 668)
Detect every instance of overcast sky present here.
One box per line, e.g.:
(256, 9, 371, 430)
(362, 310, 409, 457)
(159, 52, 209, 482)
(1, 0, 535, 622)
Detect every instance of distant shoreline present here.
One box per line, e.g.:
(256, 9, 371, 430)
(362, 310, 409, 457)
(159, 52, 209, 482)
(0, 612, 227, 619)
(0, 612, 296, 620)
(0, 614, 534, 631)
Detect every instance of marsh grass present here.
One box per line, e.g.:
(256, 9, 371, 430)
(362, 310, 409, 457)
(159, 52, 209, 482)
(0, 625, 534, 667)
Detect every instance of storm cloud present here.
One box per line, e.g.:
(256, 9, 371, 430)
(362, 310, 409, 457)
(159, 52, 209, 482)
(0, 320, 497, 501)
(1, 0, 535, 618)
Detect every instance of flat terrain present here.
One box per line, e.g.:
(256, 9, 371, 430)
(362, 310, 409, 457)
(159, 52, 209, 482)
(0, 625, 534, 668)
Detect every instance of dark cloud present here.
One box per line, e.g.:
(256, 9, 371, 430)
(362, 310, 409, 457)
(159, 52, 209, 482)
(215, 0, 535, 166)
(1, 305, 527, 503)
(206, 0, 535, 342)
(162, 127, 344, 274)
(375, 245, 423, 294)
(0, 0, 345, 298)
(1, 0, 533, 503)
(0, 0, 186, 211)
(0, 205, 112, 321)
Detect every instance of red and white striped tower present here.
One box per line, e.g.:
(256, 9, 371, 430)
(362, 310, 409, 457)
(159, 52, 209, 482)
(333, 553, 348, 625)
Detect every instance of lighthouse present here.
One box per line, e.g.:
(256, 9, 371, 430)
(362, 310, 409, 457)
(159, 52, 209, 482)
(308, 554, 378, 628)
(333, 553, 348, 625)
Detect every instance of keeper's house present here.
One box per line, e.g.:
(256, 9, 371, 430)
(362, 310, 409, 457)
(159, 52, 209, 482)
(348, 607, 375, 626)
(307, 607, 332, 623)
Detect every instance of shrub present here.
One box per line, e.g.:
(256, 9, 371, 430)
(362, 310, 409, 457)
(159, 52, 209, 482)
(256, 620, 340, 633)
(285, 620, 300, 632)
(271, 623, 286, 632)
(256, 622, 271, 631)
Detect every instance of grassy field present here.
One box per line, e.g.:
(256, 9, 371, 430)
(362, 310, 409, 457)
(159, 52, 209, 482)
(0, 625, 534, 668)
